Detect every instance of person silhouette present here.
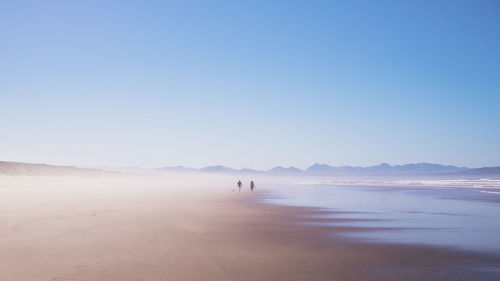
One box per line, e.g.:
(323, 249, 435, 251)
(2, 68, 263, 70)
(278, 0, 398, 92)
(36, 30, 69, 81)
(250, 181, 255, 191)
(237, 180, 242, 192)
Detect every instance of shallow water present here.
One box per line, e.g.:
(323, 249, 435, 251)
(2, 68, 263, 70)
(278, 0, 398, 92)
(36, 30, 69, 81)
(262, 184, 500, 253)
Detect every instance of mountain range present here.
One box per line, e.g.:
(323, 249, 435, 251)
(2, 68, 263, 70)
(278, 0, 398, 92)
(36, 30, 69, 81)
(1, 161, 499, 177)
(156, 162, 498, 177)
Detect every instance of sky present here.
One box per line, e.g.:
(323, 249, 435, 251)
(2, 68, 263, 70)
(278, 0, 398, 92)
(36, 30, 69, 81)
(1, 0, 499, 169)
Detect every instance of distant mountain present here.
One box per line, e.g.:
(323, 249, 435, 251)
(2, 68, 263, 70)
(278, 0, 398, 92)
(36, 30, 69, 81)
(457, 166, 500, 177)
(306, 163, 336, 173)
(305, 162, 467, 175)
(0, 161, 111, 176)
(156, 166, 197, 173)
(239, 168, 262, 174)
(389, 163, 468, 173)
(368, 163, 392, 171)
(267, 166, 302, 174)
(200, 165, 236, 173)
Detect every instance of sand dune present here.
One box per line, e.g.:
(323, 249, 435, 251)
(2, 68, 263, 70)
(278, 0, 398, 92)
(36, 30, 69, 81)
(0, 161, 113, 176)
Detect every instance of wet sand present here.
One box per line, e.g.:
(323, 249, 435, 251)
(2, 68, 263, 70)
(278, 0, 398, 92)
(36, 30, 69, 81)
(1, 175, 499, 281)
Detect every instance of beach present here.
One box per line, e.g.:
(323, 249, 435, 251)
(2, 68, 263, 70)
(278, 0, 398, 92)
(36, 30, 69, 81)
(1, 174, 499, 281)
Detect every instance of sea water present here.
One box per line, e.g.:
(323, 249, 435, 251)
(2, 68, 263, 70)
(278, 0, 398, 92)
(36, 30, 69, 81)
(262, 184, 500, 253)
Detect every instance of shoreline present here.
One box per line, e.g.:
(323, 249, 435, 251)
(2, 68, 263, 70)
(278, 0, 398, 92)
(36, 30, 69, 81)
(244, 189, 500, 280)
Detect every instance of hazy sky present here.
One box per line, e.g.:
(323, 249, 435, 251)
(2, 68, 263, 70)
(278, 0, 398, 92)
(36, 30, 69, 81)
(1, 0, 499, 169)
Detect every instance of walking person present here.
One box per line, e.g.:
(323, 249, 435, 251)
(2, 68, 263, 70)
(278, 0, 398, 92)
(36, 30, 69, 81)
(250, 180, 255, 191)
(237, 180, 242, 192)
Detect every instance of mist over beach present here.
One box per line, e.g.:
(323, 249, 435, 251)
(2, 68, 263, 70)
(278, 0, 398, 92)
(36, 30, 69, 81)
(2, 162, 500, 280)
(2, 1, 500, 280)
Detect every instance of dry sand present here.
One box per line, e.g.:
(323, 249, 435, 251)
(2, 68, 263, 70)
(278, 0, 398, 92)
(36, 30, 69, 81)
(1, 174, 499, 281)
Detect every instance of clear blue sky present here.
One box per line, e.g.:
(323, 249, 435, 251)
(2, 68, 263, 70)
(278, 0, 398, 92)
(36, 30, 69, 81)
(1, 0, 499, 169)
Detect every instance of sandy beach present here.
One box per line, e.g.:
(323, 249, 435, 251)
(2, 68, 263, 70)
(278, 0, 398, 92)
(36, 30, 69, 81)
(4, 0, 500, 279)
(1, 174, 499, 281)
